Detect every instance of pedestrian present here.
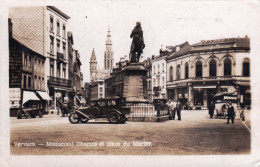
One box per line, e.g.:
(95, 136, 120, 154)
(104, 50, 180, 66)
(176, 100, 182, 121)
(172, 100, 177, 120)
(167, 100, 174, 120)
(227, 102, 235, 124)
(208, 101, 215, 119)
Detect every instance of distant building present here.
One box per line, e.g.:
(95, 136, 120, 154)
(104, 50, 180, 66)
(151, 46, 175, 100)
(104, 26, 114, 70)
(90, 79, 105, 100)
(166, 37, 250, 109)
(143, 57, 152, 101)
(89, 27, 114, 83)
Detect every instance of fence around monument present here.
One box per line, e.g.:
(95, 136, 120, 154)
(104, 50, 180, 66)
(126, 103, 168, 117)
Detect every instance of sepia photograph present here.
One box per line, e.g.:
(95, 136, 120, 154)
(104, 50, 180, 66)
(1, 0, 260, 166)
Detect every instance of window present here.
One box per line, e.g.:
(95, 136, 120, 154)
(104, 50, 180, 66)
(63, 67, 66, 78)
(38, 77, 41, 90)
(158, 65, 160, 74)
(209, 59, 217, 77)
(176, 64, 181, 80)
(50, 16, 53, 31)
(35, 76, 37, 89)
(196, 61, 203, 77)
(62, 24, 66, 37)
(162, 77, 165, 88)
(57, 40, 60, 52)
(162, 63, 164, 72)
(224, 58, 232, 76)
(57, 63, 60, 77)
(63, 43, 66, 58)
(57, 21, 60, 35)
(242, 58, 250, 77)
(24, 53, 27, 66)
(153, 66, 156, 74)
(42, 78, 44, 90)
(185, 63, 189, 79)
(28, 55, 31, 67)
(158, 77, 160, 87)
(169, 66, 173, 82)
(50, 64, 54, 77)
(28, 76, 31, 88)
(100, 87, 103, 92)
(153, 78, 156, 87)
(38, 59, 41, 69)
(50, 37, 54, 54)
(23, 75, 26, 89)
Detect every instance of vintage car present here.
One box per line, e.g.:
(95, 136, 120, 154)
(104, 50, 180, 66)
(17, 107, 44, 119)
(68, 97, 131, 124)
(214, 92, 237, 118)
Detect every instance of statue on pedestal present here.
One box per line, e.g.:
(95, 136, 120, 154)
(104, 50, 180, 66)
(129, 22, 145, 63)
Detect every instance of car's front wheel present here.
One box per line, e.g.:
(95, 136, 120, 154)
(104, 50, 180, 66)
(69, 113, 80, 124)
(17, 110, 22, 119)
(108, 112, 120, 124)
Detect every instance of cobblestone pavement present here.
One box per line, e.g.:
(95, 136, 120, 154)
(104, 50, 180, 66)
(10, 110, 250, 155)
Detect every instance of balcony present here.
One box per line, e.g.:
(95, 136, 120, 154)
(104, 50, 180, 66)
(48, 76, 71, 88)
(57, 52, 66, 63)
(153, 86, 161, 92)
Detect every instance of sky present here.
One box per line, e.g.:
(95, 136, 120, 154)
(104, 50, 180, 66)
(55, 1, 257, 82)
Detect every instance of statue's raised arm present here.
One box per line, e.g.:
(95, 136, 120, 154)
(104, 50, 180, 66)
(129, 22, 145, 63)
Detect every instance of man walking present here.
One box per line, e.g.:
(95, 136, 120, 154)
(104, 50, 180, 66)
(208, 101, 215, 119)
(227, 102, 235, 124)
(176, 100, 182, 121)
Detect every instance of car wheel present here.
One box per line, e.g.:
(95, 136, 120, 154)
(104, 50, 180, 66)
(17, 110, 22, 119)
(25, 112, 31, 119)
(81, 118, 89, 123)
(39, 111, 43, 118)
(69, 113, 80, 124)
(119, 116, 127, 124)
(108, 112, 120, 124)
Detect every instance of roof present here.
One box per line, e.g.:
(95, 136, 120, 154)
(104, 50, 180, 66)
(167, 37, 250, 60)
(47, 6, 70, 19)
(90, 49, 97, 63)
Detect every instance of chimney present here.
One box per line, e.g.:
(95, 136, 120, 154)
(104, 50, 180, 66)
(152, 55, 155, 60)
(245, 35, 248, 38)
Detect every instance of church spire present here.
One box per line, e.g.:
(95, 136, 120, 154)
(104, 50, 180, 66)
(104, 26, 114, 70)
(90, 48, 97, 63)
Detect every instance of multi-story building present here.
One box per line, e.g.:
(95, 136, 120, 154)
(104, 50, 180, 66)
(9, 6, 71, 111)
(166, 37, 250, 109)
(151, 46, 174, 100)
(143, 57, 152, 101)
(9, 18, 49, 112)
(90, 79, 105, 100)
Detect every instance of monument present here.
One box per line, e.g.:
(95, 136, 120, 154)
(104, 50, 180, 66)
(123, 22, 148, 103)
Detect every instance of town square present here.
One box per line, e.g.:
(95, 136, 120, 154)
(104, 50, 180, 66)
(1, 1, 260, 167)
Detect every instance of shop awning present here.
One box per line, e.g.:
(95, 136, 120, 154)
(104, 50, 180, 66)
(22, 91, 40, 104)
(37, 91, 52, 101)
(193, 85, 216, 89)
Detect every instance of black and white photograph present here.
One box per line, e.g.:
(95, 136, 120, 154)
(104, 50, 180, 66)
(1, 0, 260, 166)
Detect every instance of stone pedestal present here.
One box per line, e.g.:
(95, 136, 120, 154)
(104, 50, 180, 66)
(123, 63, 149, 103)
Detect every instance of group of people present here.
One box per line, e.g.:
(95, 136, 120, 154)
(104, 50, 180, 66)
(167, 100, 182, 121)
(208, 101, 235, 124)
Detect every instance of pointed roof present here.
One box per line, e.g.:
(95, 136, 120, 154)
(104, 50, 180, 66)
(90, 48, 97, 63)
(106, 26, 112, 45)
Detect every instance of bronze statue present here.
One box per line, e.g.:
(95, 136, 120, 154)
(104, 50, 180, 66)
(129, 22, 145, 63)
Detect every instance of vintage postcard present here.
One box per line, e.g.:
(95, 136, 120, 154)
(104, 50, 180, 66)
(1, 0, 260, 166)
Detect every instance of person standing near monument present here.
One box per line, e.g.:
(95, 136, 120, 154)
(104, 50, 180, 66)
(208, 101, 215, 119)
(167, 100, 174, 120)
(129, 22, 145, 63)
(227, 102, 235, 124)
(176, 100, 182, 121)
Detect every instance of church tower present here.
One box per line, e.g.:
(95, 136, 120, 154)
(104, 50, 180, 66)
(90, 48, 97, 82)
(104, 26, 114, 70)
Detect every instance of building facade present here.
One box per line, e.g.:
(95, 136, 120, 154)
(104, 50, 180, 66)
(151, 47, 174, 100)
(166, 37, 250, 109)
(143, 57, 152, 101)
(9, 6, 71, 111)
